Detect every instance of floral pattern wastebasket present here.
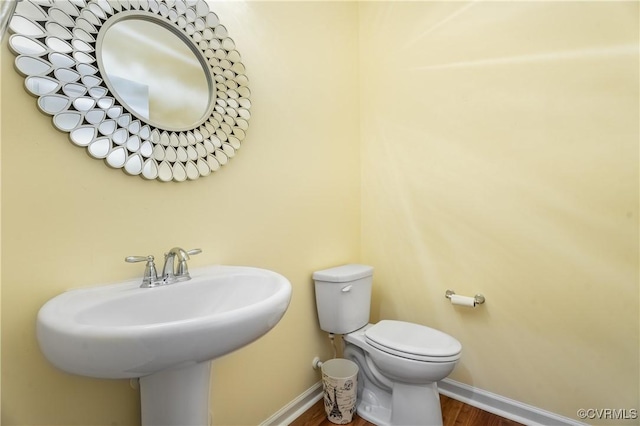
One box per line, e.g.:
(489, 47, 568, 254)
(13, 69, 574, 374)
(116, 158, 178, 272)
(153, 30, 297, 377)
(321, 358, 359, 424)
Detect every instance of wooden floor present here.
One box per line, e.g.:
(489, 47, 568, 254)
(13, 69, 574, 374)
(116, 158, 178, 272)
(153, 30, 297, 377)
(290, 395, 523, 426)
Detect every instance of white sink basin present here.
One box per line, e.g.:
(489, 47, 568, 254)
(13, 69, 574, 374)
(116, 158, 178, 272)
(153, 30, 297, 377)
(37, 265, 292, 379)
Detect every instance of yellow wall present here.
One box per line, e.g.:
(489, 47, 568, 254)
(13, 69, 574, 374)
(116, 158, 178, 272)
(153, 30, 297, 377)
(359, 1, 639, 425)
(2, 1, 639, 426)
(1, 2, 359, 425)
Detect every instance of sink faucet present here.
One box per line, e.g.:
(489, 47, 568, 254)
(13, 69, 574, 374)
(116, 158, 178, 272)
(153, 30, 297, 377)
(124, 255, 158, 288)
(161, 247, 202, 284)
(126, 247, 202, 288)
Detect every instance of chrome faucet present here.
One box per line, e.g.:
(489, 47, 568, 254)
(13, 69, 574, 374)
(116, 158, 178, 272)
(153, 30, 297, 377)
(126, 247, 202, 288)
(161, 247, 202, 283)
(124, 255, 159, 288)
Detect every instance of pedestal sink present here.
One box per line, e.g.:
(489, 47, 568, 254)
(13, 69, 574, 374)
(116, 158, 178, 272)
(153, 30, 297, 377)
(36, 265, 292, 425)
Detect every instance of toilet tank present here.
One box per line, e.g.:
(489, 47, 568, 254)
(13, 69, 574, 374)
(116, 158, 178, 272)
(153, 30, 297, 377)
(313, 264, 373, 334)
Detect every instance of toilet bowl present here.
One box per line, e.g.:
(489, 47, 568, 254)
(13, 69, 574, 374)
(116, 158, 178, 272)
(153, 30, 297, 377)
(313, 265, 462, 426)
(343, 322, 460, 425)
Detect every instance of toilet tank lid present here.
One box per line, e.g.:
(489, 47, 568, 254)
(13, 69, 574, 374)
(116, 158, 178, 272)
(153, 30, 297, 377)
(313, 264, 373, 282)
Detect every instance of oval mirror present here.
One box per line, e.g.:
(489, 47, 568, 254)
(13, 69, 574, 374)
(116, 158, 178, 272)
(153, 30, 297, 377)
(8, 0, 251, 183)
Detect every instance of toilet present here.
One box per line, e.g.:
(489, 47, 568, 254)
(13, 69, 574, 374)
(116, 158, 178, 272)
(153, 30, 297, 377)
(313, 264, 462, 426)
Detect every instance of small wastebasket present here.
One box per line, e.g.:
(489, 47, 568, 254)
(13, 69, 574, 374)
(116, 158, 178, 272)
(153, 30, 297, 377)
(321, 358, 359, 424)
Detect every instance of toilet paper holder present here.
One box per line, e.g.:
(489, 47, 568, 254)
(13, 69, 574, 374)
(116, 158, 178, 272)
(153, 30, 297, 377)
(445, 289, 485, 305)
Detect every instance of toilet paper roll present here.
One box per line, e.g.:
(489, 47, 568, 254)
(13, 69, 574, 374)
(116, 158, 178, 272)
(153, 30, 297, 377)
(450, 294, 476, 307)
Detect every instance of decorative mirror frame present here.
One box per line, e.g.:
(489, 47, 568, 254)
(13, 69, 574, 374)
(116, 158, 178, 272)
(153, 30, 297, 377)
(8, 0, 251, 182)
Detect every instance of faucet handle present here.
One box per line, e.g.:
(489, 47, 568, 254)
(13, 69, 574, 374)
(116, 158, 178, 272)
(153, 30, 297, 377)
(125, 255, 159, 288)
(176, 248, 202, 278)
(125, 255, 153, 263)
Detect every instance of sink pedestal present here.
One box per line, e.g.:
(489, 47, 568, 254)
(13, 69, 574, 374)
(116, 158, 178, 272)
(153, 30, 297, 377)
(140, 361, 212, 426)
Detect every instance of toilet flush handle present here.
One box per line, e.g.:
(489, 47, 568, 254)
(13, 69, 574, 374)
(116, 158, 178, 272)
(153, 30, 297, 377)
(341, 285, 352, 293)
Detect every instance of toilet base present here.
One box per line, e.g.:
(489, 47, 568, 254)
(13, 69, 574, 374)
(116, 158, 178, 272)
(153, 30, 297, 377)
(355, 382, 443, 426)
(356, 387, 392, 426)
(391, 382, 442, 426)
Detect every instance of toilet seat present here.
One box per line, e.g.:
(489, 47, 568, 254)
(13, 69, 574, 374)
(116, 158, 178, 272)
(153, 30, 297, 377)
(365, 320, 461, 363)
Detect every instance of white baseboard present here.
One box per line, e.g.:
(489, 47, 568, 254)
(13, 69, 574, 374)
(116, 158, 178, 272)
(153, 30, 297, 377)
(438, 378, 588, 426)
(261, 378, 587, 426)
(259, 381, 324, 426)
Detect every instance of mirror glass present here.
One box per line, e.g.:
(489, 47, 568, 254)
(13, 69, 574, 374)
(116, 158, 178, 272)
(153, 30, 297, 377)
(99, 18, 210, 131)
